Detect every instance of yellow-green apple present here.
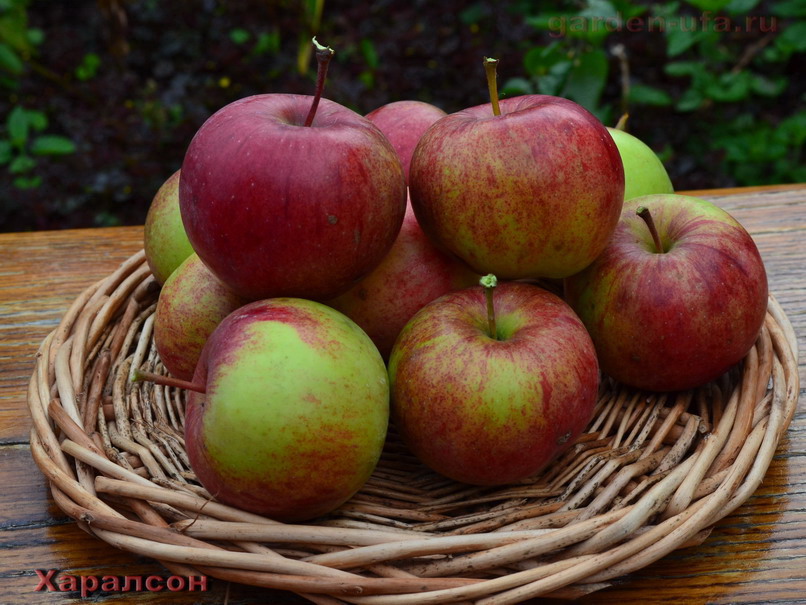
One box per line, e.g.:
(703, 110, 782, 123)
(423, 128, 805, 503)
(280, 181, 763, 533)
(408, 59, 624, 280)
(327, 201, 479, 358)
(144, 170, 194, 284)
(564, 194, 768, 392)
(607, 116, 674, 200)
(149, 298, 390, 522)
(365, 100, 447, 183)
(154, 253, 245, 381)
(388, 278, 599, 486)
(179, 43, 406, 301)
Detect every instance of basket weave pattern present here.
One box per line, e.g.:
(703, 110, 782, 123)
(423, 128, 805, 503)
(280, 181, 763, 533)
(28, 250, 800, 604)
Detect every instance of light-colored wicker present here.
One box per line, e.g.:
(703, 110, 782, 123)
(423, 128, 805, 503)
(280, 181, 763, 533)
(28, 250, 800, 604)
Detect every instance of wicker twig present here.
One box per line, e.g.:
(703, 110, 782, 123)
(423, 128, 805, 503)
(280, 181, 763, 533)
(28, 251, 800, 604)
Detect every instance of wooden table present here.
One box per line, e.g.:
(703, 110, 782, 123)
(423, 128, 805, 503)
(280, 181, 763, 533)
(1, 184, 804, 604)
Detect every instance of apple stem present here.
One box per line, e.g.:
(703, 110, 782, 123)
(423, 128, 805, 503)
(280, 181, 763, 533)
(131, 368, 207, 394)
(304, 37, 335, 127)
(483, 57, 501, 117)
(636, 206, 664, 253)
(615, 113, 629, 132)
(480, 274, 498, 340)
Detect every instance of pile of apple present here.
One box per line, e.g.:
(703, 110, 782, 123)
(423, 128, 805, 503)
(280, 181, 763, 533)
(139, 43, 768, 522)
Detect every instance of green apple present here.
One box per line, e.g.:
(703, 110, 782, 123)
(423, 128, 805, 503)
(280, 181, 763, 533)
(182, 298, 389, 521)
(144, 170, 194, 284)
(607, 119, 674, 201)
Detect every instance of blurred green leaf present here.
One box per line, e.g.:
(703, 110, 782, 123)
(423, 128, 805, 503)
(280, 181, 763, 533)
(253, 30, 280, 56)
(0, 138, 11, 163)
(664, 60, 705, 77)
(26, 26, 43, 45)
(776, 22, 806, 54)
(561, 48, 608, 110)
(7, 104, 28, 146)
(676, 88, 704, 111)
(75, 52, 101, 81)
(629, 83, 673, 106)
(13, 174, 41, 188)
(666, 27, 705, 57)
(9, 153, 34, 173)
(772, 0, 806, 17)
(229, 28, 250, 45)
(705, 71, 752, 102)
(31, 135, 76, 155)
(27, 109, 46, 131)
(683, 0, 733, 10)
(460, 3, 488, 25)
(724, 0, 761, 12)
(751, 74, 788, 96)
(524, 42, 566, 76)
(0, 41, 22, 74)
(501, 77, 533, 97)
(360, 38, 378, 70)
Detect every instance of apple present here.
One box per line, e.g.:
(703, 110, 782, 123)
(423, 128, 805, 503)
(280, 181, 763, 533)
(365, 100, 447, 182)
(138, 298, 390, 522)
(408, 58, 624, 280)
(564, 194, 768, 392)
(179, 41, 406, 301)
(143, 170, 194, 284)
(388, 277, 599, 486)
(607, 115, 674, 201)
(327, 200, 479, 358)
(154, 253, 245, 381)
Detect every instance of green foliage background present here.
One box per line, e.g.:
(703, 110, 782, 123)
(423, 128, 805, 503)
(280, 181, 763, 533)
(0, 0, 803, 231)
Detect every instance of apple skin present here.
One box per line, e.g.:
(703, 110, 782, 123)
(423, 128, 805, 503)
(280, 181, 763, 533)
(185, 298, 389, 521)
(365, 100, 447, 183)
(564, 194, 768, 392)
(179, 94, 407, 302)
(327, 201, 479, 359)
(154, 253, 245, 381)
(388, 281, 599, 486)
(409, 95, 624, 280)
(607, 127, 674, 200)
(144, 170, 194, 284)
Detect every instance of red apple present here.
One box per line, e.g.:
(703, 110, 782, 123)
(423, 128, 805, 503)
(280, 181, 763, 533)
(183, 298, 389, 521)
(154, 253, 245, 381)
(327, 201, 479, 358)
(365, 100, 447, 183)
(409, 62, 623, 280)
(179, 46, 406, 301)
(388, 279, 599, 486)
(564, 194, 768, 392)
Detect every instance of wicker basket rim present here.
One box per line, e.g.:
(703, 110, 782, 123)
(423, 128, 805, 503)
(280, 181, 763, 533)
(27, 250, 801, 604)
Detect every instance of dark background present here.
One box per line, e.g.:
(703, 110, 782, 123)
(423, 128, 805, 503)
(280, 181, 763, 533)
(1, 0, 803, 232)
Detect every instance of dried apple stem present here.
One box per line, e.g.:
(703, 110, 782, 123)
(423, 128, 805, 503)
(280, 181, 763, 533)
(304, 37, 335, 127)
(131, 368, 206, 394)
(637, 206, 664, 253)
(484, 57, 501, 117)
(615, 113, 629, 131)
(480, 274, 498, 339)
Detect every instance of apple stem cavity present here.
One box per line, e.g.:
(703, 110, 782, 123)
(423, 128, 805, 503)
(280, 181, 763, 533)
(304, 37, 335, 128)
(615, 113, 629, 132)
(480, 273, 499, 339)
(483, 57, 501, 117)
(636, 206, 665, 254)
(131, 368, 207, 394)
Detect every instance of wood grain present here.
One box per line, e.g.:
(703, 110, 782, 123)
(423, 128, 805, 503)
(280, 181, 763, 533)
(1, 185, 804, 604)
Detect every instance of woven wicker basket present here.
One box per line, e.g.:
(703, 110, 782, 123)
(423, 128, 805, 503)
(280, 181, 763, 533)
(28, 249, 800, 604)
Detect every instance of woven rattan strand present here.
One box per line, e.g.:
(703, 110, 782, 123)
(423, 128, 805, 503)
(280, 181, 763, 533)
(28, 250, 799, 604)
